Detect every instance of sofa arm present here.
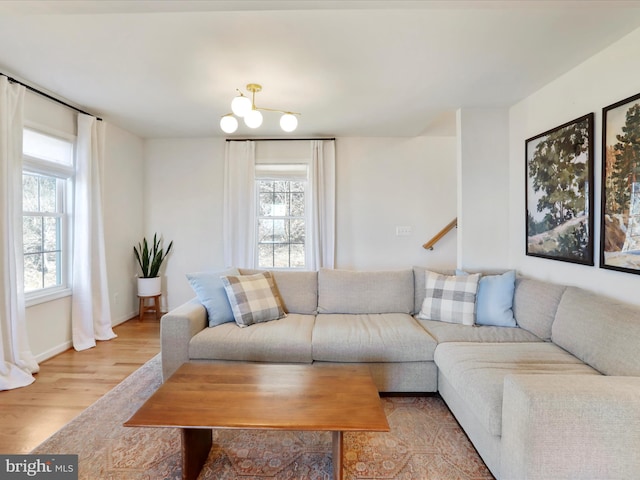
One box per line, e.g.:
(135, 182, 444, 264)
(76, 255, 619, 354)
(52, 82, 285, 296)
(500, 374, 640, 480)
(160, 298, 207, 381)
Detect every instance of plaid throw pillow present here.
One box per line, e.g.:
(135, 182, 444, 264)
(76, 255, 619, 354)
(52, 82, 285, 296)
(418, 270, 480, 325)
(221, 272, 286, 327)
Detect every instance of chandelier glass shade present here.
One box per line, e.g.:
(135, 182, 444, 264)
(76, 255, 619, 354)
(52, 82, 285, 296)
(231, 94, 252, 117)
(220, 83, 300, 134)
(279, 113, 298, 132)
(244, 109, 263, 128)
(219, 115, 238, 133)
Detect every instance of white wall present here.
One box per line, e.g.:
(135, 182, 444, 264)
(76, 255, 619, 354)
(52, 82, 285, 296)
(145, 136, 458, 311)
(508, 26, 640, 305)
(103, 123, 146, 324)
(335, 137, 457, 270)
(25, 298, 72, 361)
(457, 108, 510, 271)
(23, 91, 145, 360)
(145, 138, 226, 311)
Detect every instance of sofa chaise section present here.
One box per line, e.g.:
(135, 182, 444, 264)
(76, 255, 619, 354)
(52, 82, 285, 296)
(435, 342, 600, 475)
(497, 286, 640, 479)
(432, 280, 640, 479)
(501, 374, 640, 480)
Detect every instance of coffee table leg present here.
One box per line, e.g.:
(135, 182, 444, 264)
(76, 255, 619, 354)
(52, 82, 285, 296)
(332, 431, 344, 480)
(182, 428, 212, 480)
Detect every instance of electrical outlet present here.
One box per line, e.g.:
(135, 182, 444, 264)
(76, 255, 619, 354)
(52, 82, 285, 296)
(396, 226, 412, 236)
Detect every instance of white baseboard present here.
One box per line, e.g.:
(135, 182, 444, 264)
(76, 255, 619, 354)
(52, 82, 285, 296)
(113, 310, 137, 327)
(35, 341, 72, 363)
(34, 310, 139, 363)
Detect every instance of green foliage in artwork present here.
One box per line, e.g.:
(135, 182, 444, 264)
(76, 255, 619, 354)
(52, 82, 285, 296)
(527, 211, 554, 236)
(528, 218, 590, 261)
(555, 221, 589, 261)
(607, 103, 640, 216)
(528, 119, 590, 230)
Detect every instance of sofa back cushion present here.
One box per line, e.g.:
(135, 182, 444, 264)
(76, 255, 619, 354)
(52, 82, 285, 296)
(552, 287, 640, 376)
(239, 269, 318, 314)
(272, 270, 318, 314)
(318, 268, 414, 314)
(513, 277, 566, 341)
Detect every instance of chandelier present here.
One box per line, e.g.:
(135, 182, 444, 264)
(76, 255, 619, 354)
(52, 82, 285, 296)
(219, 83, 300, 134)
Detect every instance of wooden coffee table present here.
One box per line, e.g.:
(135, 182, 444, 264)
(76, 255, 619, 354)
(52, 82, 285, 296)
(124, 362, 390, 480)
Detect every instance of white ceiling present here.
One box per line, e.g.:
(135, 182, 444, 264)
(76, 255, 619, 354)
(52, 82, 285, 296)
(1, 1, 640, 138)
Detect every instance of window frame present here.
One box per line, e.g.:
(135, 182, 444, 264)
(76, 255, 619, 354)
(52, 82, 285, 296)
(254, 163, 309, 270)
(22, 124, 75, 306)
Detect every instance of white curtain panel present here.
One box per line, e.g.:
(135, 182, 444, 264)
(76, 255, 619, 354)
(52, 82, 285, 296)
(0, 76, 39, 390)
(71, 114, 116, 351)
(223, 140, 256, 268)
(308, 139, 336, 270)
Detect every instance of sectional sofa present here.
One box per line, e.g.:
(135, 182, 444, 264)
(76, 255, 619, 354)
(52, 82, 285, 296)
(160, 267, 640, 479)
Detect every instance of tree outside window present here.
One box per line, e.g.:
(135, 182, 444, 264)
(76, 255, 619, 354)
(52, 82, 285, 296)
(257, 180, 306, 268)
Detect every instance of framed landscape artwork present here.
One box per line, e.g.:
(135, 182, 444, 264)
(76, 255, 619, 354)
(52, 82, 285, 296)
(525, 113, 594, 265)
(601, 92, 640, 274)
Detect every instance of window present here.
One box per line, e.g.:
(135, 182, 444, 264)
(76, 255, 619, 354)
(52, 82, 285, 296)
(23, 173, 65, 291)
(256, 165, 308, 269)
(224, 140, 334, 270)
(22, 127, 74, 302)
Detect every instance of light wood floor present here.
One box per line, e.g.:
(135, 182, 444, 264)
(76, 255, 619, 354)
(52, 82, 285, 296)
(0, 315, 160, 454)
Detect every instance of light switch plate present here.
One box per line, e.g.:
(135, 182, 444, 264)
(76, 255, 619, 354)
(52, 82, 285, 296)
(396, 226, 412, 236)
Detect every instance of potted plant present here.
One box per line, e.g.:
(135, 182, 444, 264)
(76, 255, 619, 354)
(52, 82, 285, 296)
(133, 233, 173, 296)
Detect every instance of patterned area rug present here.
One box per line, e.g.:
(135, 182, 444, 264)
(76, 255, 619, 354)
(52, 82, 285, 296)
(32, 355, 494, 479)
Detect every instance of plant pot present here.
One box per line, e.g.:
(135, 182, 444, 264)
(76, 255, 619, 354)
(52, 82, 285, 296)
(137, 277, 161, 296)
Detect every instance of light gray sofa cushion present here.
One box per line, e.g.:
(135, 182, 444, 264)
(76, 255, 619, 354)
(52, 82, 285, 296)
(417, 319, 542, 343)
(513, 277, 566, 341)
(318, 360, 439, 393)
(318, 268, 414, 314)
(501, 374, 640, 480)
(312, 313, 437, 362)
(553, 287, 640, 376)
(272, 270, 317, 314)
(434, 342, 600, 437)
(239, 269, 318, 315)
(189, 313, 314, 363)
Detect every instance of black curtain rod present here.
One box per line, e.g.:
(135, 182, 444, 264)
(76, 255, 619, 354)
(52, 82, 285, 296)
(226, 137, 335, 142)
(1, 72, 102, 121)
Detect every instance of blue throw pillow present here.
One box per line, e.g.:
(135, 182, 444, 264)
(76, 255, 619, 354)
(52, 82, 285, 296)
(186, 268, 239, 327)
(456, 270, 517, 327)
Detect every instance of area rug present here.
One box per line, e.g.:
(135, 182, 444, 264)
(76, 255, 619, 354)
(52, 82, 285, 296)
(32, 355, 494, 479)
